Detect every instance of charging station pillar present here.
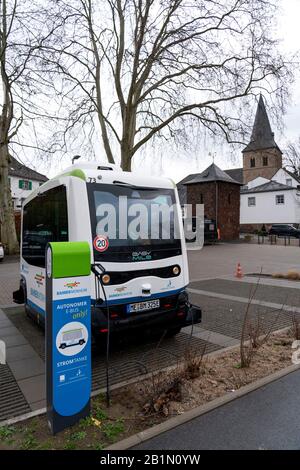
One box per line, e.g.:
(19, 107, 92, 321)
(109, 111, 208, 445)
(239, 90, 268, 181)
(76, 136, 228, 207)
(45, 242, 91, 434)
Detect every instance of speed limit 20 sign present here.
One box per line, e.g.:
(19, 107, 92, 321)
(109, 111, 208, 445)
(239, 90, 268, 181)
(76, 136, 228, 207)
(93, 235, 109, 252)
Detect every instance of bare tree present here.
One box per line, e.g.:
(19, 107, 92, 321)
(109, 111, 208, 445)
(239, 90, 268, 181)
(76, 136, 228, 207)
(284, 137, 300, 177)
(41, 0, 292, 171)
(0, 0, 58, 253)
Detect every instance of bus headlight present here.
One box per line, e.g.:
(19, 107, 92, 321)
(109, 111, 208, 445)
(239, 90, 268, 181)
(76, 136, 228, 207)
(172, 266, 180, 276)
(102, 274, 111, 284)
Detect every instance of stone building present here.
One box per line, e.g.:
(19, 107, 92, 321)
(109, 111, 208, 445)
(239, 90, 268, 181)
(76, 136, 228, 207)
(224, 95, 283, 185)
(242, 95, 283, 184)
(178, 163, 242, 240)
(224, 95, 300, 232)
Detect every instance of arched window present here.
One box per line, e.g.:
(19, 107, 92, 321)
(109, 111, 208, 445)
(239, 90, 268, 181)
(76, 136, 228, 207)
(250, 158, 255, 168)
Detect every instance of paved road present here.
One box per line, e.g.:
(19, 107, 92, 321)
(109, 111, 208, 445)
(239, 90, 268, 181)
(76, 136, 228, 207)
(188, 243, 300, 281)
(133, 369, 300, 450)
(2, 243, 300, 305)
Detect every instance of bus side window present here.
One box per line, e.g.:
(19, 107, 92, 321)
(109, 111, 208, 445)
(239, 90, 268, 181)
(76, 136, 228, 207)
(22, 186, 68, 268)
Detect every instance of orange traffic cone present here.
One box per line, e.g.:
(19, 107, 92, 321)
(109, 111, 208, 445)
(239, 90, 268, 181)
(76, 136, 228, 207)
(235, 263, 243, 279)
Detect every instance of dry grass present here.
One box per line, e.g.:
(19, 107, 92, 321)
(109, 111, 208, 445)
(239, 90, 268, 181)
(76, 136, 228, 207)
(239, 274, 283, 368)
(272, 271, 300, 281)
(290, 314, 300, 341)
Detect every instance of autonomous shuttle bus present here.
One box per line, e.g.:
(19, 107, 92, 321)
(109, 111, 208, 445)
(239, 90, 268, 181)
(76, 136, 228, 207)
(14, 162, 201, 343)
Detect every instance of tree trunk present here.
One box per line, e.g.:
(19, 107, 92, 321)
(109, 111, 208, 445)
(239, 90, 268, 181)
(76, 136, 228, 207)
(121, 147, 132, 171)
(0, 146, 19, 254)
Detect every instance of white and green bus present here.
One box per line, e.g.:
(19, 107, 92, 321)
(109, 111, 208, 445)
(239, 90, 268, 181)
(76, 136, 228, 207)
(14, 162, 201, 343)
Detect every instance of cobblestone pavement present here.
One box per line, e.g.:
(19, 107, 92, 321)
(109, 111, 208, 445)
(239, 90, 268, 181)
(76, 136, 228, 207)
(0, 258, 19, 306)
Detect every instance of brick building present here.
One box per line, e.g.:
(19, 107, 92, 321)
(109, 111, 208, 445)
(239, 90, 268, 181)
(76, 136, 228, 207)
(178, 163, 242, 240)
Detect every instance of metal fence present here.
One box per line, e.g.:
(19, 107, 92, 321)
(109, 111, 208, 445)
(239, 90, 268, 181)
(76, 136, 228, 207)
(257, 234, 300, 247)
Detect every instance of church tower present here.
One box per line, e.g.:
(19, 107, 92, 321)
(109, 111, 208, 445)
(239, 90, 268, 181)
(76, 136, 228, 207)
(242, 95, 282, 184)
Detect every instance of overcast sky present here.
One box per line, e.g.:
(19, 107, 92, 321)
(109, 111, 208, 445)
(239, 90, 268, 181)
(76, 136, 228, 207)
(30, 0, 300, 183)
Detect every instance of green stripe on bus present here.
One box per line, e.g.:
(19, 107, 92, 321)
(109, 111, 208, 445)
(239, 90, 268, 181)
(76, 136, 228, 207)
(59, 169, 86, 181)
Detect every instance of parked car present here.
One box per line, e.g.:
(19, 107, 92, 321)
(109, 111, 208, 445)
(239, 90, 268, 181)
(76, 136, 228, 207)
(268, 224, 300, 239)
(0, 243, 4, 262)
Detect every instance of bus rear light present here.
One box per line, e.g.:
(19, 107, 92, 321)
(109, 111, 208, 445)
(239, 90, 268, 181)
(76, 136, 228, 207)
(177, 311, 185, 317)
(164, 303, 172, 308)
(110, 313, 118, 318)
(100, 328, 108, 333)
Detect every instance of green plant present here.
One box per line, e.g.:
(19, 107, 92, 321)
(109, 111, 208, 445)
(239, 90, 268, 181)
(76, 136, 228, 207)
(94, 406, 108, 421)
(94, 442, 104, 450)
(0, 426, 16, 441)
(70, 431, 87, 441)
(64, 440, 77, 450)
(79, 416, 94, 429)
(102, 419, 124, 441)
(21, 433, 38, 450)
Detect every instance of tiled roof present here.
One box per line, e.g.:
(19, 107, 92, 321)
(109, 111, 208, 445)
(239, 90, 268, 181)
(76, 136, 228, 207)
(8, 157, 48, 182)
(241, 180, 294, 194)
(224, 168, 243, 184)
(243, 95, 282, 154)
(178, 163, 242, 186)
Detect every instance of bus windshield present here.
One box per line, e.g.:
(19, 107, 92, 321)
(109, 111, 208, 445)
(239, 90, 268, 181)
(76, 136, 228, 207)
(87, 183, 182, 262)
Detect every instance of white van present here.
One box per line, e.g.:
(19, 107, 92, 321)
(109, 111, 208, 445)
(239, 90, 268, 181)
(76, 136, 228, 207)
(14, 162, 201, 343)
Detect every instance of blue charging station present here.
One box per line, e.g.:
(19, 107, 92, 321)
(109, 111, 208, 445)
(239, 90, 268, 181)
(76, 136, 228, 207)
(46, 242, 91, 434)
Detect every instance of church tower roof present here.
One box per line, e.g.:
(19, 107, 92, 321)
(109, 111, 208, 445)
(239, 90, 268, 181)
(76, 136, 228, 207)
(243, 95, 282, 154)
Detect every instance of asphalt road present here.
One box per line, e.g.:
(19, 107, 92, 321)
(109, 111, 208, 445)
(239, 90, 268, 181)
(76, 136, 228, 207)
(133, 369, 300, 450)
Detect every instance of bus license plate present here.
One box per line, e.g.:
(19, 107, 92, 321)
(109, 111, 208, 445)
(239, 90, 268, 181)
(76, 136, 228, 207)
(127, 299, 160, 313)
(209, 224, 215, 231)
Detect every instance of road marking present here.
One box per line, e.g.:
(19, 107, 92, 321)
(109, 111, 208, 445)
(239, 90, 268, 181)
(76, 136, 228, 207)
(188, 288, 300, 314)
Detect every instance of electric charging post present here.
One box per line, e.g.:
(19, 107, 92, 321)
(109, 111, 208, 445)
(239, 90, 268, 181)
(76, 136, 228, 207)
(46, 242, 91, 435)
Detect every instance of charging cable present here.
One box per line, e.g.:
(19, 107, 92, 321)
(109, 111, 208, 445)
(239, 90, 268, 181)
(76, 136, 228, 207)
(91, 263, 111, 407)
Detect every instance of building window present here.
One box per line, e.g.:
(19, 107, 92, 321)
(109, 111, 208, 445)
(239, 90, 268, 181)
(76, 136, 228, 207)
(248, 197, 256, 207)
(228, 193, 231, 204)
(19, 179, 32, 190)
(263, 156, 268, 166)
(250, 158, 255, 168)
(199, 193, 204, 204)
(286, 179, 292, 186)
(276, 194, 285, 205)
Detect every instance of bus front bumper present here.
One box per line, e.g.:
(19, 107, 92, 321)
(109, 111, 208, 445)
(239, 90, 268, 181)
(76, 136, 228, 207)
(91, 291, 201, 337)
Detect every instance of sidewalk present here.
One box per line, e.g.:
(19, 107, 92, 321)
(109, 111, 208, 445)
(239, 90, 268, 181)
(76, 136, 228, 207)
(0, 258, 19, 306)
(132, 368, 300, 450)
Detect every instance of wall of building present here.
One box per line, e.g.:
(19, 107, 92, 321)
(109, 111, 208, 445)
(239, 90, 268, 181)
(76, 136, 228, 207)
(243, 148, 282, 184)
(246, 176, 269, 189)
(271, 168, 299, 188)
(240, 189, 300, 229)
(10, 176, 42, 210)
(186, 181, 240, 240)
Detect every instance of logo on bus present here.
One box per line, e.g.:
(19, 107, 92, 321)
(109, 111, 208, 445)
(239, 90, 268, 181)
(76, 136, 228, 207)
(93, 235, 109, 252)
(34, 273, 45, 287)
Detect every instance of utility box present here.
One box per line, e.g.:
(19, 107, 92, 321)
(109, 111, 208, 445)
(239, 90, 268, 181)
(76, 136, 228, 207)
(45, 241, 91, 434)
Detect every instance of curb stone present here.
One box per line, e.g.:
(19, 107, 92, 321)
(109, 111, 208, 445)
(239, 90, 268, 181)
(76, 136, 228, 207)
(106, 363, 300, 450)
